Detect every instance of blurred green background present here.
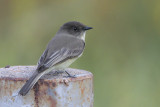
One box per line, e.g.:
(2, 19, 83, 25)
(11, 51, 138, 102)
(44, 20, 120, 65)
(0, 0, 160, 107)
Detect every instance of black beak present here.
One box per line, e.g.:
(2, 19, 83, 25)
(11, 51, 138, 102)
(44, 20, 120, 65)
(84, 26, 93, 30)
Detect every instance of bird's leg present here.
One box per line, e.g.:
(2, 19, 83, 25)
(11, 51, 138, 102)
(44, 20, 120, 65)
(64, 71, 76, 78)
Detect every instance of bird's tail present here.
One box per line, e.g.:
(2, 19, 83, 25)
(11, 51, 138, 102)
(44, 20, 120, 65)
(19, 71, 45, 96)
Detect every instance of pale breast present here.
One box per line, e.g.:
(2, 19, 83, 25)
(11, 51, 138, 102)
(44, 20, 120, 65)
(53, 57, 78, 70)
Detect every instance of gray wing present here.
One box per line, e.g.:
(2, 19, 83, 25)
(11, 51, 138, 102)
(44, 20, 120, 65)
(37, 35, 85, 72)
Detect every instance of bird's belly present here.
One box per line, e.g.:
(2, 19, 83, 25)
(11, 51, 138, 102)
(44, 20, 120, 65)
(54, 57, 78, 70)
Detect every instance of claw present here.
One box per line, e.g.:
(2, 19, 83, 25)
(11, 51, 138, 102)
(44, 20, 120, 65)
(63, 75, 76, 78)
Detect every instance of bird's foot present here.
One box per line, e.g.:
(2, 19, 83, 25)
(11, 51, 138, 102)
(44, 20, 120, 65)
(55, 70, 64, 74)
(64, 71, 76, 78)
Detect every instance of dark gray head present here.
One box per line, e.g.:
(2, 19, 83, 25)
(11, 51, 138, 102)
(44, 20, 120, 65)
(57, 21, 92, 39)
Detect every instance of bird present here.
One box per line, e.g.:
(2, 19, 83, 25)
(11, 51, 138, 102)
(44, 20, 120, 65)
(19, 21, 92, 96)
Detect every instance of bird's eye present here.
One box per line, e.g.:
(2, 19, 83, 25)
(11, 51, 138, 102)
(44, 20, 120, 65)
(73, 27, 78, 31)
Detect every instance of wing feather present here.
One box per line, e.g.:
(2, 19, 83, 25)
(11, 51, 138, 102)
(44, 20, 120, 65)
(36, 36, 85, 72)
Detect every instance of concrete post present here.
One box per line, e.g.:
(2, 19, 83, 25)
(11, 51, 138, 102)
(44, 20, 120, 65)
(0, 66, 93, 107)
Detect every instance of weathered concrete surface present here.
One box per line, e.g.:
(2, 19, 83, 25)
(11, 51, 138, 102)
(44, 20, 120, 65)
(0, 66, 93, 107)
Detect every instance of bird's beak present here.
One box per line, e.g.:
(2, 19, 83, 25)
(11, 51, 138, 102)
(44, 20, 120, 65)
(84, 26, 93, 30)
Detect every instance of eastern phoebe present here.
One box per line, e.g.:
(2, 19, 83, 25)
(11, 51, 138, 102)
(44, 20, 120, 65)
(19, 21, 92, 96)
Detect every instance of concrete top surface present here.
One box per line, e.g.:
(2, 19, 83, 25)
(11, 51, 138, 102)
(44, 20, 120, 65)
(0, 66, 93, 82)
